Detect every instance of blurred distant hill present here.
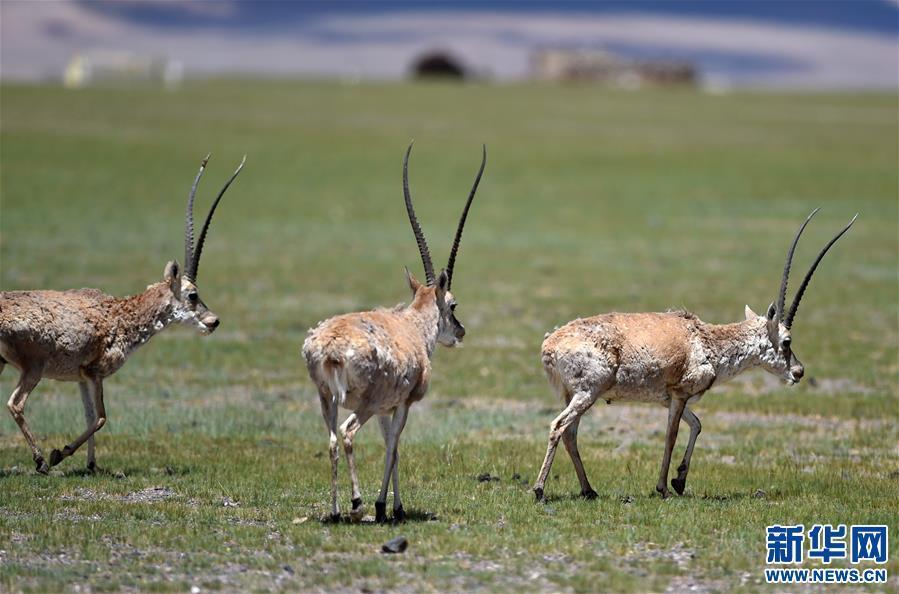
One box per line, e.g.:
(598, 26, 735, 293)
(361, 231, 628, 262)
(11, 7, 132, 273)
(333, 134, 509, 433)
(2, 0, 896, 88)
(77, 0, 899, 35)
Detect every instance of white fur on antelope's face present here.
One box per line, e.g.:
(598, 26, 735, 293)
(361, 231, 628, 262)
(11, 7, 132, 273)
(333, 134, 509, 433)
(746, 304, 804, 384)
(436, 276, 464, 347)
(161, 261, 220, 334)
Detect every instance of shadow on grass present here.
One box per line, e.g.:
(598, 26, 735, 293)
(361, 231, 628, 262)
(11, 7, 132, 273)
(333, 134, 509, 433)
(538, 492, 598, 504)
(0, 463, 193, 480)
(321, 507, 439, 526)
(537, 489, 767, 504)
(698, 491, 772, 502)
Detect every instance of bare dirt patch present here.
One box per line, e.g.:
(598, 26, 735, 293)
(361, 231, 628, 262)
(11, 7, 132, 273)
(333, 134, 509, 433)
(58, 486, 176, 504)
(59, 487, 103, 502)
(664, 575, 728, 594)
(54, 509, 101, 522)
(120, 486, 175, 503)
(626, 542, 695, 570)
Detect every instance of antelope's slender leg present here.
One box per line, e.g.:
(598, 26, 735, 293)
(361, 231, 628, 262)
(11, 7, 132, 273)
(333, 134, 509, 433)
(656, 397, 686, 498)
(391, 447, 401, 518)
(79, 382, 98, 472)
(340, 411, 372, 517)
(562, 415, 596, 499)
(376, 404, 408, 523)
(555, 387, 597, 498)
(318, 390, 340, 521)
(533, 390, 598, 502)
(377, 416, 398, 506)
(671, 406, 701, 495)
(6, 366, 46, 473)
(49, 376, 106, 468)
(393, 408, 408, 511)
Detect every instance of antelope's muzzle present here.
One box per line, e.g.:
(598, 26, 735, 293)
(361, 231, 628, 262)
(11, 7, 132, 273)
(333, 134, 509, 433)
(202, 315, 220, 333)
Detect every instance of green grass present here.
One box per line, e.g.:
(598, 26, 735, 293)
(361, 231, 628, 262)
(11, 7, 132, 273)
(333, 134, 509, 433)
(1, 80, 896, 593)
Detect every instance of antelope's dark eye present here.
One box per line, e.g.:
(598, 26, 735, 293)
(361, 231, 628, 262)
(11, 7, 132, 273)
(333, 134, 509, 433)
(188, 292, 198, 303)
(781, 338, 791, 349)
(450, 303, 457, 312)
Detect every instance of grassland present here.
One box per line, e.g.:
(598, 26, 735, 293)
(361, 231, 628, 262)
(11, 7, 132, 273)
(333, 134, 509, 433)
(0, 80, 896, 593)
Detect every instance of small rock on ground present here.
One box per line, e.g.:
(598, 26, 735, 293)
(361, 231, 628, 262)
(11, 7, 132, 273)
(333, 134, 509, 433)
(382, 536, 408, 554)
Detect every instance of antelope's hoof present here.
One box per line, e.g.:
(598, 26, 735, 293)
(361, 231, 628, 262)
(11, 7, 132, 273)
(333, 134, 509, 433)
(86, 461, 98, 474)
(35, 457, 49, 475)
(393, 505, 406, 523)
(671, 478, 686, 496)
(328, 512, 341, 524)
(49, 449, 64, 467)
(375, 501, 387, 524)
(581, 488, 598, 500)
(533, 487, 545, 503)
(348, 497, 364, 522)
(655, 485, 671, 499)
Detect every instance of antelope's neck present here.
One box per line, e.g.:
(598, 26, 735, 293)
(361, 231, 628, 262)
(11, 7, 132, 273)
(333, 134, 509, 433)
(405, 292, 440, 358)
(700, 317, 768, 385)
(107, 282, 176, 356)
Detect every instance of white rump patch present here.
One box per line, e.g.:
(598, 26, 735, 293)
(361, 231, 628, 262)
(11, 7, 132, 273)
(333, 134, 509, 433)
(326, 363, 348, 407)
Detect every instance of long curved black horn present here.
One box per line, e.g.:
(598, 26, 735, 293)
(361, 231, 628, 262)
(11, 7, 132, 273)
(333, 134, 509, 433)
(446, 144, 486, 290)
(403, 142, 436, 286)
(776, 208, 819, 322)
(184, 154, 210, 277)
(784, 213, 857, 328)
(188, 156, 246, 282)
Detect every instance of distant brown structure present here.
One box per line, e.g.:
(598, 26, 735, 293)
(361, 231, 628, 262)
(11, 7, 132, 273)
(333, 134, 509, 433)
(532, 49, 697, 88)
(411, 51, 468, 80)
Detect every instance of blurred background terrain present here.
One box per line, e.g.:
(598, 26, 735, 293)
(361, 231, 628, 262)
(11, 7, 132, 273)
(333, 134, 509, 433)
(2, 0, 898, 88)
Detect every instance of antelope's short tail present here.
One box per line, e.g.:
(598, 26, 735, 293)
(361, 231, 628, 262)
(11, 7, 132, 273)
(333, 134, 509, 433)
(322, 354, 348, 406)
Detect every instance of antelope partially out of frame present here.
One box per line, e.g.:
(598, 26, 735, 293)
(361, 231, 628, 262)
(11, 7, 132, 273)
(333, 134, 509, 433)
(533, 210, 857, 501)
(303, 143, 486, 523)
(0, 155, 244, 474)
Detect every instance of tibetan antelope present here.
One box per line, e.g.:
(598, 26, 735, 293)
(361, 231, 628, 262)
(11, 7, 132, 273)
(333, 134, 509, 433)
(533, 210, 857, 501)
(303, 143, 486, 523)
(0, 155, 244, 474)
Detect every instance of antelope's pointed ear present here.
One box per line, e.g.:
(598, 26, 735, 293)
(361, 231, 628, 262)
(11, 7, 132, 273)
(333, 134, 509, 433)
(404, 266, 422, 296)
(765, 300, 779, 342)
(745, 304, 758, 320)
(435, 269, 449, 303)
(437, 269, 449, 291)
(164, 260, 181, 296)
(164, 260, 180, 282)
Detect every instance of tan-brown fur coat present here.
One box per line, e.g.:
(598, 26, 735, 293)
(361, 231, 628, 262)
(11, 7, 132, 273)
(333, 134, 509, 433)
(0, 283, 176, 381)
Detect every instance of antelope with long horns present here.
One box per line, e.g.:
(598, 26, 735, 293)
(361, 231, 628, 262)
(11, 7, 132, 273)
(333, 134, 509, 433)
(533, 210, 857, 501)
(0, 155, 244, 473)
(303, 143, 486, 523)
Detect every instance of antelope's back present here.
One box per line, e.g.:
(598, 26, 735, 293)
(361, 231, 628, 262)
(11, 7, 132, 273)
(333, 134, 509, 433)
(303, 308, 429, 402)
(542, 312, 698, 396)
(0, 289, 111, 375)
